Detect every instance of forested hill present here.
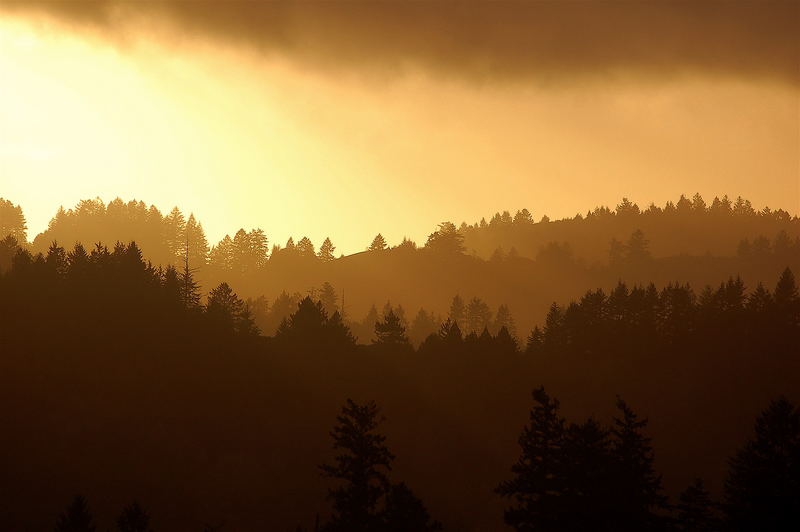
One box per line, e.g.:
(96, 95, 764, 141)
(0, 239, 797, 531)
(460, 194, 798, 261)
(1, 195, 798, 340)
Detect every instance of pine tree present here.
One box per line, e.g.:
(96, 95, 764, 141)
(465, 297, 492, 335)
(179, 239, 202, 310)
(626, 229, 651, 262)
(185, 214, 209, 268)
(117, 501, 153, 532)
(368, 234, 387, 252)
(497, 387, 567, 532)
(318, 237, 336, 261)
(319, 281, 338, 316)
(374, 310, 410, 347)
(609, 398, 667, 531)
(424, 222, 465, 254)
(321, 400, 394, 532)
(493, 303, 517, 338)
(163, 207, 186, 264)
(382, 482, 442, 532)
(724, 398, 800, 531)
(676, 479, 719, 532)
(0, 198, 28, 243)
(297, 237, 316, 258)
(207, 282, 247, 333)
(55, 495, 96, 532)
(448, 295, 466, 330)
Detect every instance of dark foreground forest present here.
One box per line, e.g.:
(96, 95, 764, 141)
(0, 227, 798, 530)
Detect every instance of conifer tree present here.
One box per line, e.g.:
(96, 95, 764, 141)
(318, 237, 336, 261)
(609, 398, 667, 531)
(676, 479, 719, 532)
(164, 207, 186, 263)
(448, 295, 465, 330)
(294, 236, 314, 258)
(321, 400, 439, 532)
(319, 281, 338, 316)
(374, 310, 410, 347)
(497, 387, 567, 531)
(0, 198, 28, 243)
(321, 399, 394, 532)
(117, 501, 153, 532)
(424, 222, 465, 254)
(55, 495, 95, 532)
(185, 214, 209, 268)
(724, 398, 800, 531)
(368, 233, 387, 252)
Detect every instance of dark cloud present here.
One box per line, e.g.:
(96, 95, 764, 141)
(3, 0, 799, 84)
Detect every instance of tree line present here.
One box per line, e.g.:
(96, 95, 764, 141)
(1, 235, 797, 530)
(49, 392, 800, 531)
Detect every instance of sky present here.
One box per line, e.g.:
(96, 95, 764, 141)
(1, 1, 798, 253)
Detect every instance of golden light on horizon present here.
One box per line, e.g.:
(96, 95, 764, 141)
(1, 14, 798, 253)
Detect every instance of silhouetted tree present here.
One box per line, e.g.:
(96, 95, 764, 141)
(626, 229, 651, 262)
(318, 237, 336, 262)
(55, 495, 95, 532)
(676, 479, 719, 532)
(321, 399, 394, 532)
(297, 237, 316, 258)
(609, 398, 667, 530)
(206, 282, 256, 335)
(382, 482, 442, 532)
(408, 308, 439, 347)
(320, 400, 440, 532)
(448, 295, 465, 330)
(497, 387, 566, 532)
(374, 310, 410, 347)
(319, 282, 338, 316)
(164, 206, 186, 263)
(117, 501, 153, 532)
(185, 214, 209, 268)
(368, 234, 387, 252)
(723, 398, 800, 531)
(0, 198, 27, 243)
(465, 297, 492, 335)
(425, 222, 465, 254)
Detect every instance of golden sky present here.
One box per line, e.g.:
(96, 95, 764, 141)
(1, 2, 798, 253)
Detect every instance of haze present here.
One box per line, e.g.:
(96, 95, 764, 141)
(1, 1, 798, 252)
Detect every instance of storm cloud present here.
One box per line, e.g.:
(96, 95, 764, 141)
(3, 0, 798, 84)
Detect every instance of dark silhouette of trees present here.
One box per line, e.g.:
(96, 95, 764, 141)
(55, 496, 95, 532)
(320, 399, 440, 532)
(319, 281, 339, 316)
(723, 398, 800, 531)
(675, 479, 719, 532)
(117, 501, 153, 532)
(207, 282, 257, 335)
(368, 234, 388, 252)
(318, 238, 336, 261)
(498, 389, 667, 532)
(425, 222, 465, 255)
(408, 308, 440, 347)
(464, 297, 492, 336)
(0, 198, 27, 243)
(276, 296, 355, 347)
(321, 399, 393, 532)
(382, 483, 442, 532)
(497, 387, 567, 532)
(609, 398, 668, 531)
(448, 295, 465, 331)
(374, 310, 410, 348)
(297, 237, 316, 258)
(185, 214, 210, 268)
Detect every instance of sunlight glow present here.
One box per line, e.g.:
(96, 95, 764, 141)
(1, 16, 797, 253)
